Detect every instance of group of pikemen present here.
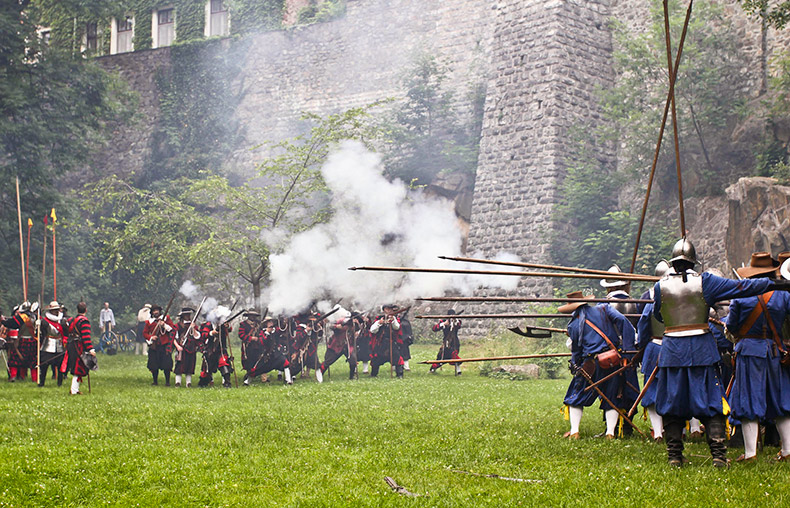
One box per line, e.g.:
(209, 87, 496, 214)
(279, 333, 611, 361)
(0, 300, 96, 395)
(563, 238, 790, 467)
(139, 302, 456, 388)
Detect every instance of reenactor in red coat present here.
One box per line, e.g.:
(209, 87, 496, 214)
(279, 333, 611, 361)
(173, 307, 200, 387)
(143, 304, 176, 386)
(38, 301, 67, 387)
(62, 302, 96, 395)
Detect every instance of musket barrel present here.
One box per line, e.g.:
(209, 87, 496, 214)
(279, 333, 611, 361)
(417, 296, 652, 304)
(348, 265, 658, 282)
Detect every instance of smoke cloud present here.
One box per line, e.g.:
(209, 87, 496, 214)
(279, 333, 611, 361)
(265, 141, 520, 314)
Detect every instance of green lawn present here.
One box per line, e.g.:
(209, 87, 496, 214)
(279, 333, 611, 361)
(1, 345, 788, 507)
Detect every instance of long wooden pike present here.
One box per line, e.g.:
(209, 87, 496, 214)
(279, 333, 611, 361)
(417, 313, 643, 319)
(420, 353, 572, 365)
(439, 255, 651, 279)
(418, 296, 652, 304)
(348, 265, 659, 282)
(15, 177, 26, 300)
(630, 0, 693, 271)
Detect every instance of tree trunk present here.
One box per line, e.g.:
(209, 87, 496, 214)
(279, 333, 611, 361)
(252, 280, 261, 311)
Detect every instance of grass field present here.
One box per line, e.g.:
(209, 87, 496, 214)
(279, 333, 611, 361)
(1, 344, 789, 507)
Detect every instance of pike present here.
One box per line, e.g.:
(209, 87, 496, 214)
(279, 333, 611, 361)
(25, 218, 32, 298)
(417, 313, 643, 319)
(438, 255, 654, 280)
(508, 325, 568, 338)
(222, 298, 240, 388)
(349, 265, 659, 282)
(51, 209, 57, 299)
(41, 215, 47, 300)
(418, 296, 652, 304)
(420, 353, 572, 365)
(15, 177, 26, 300)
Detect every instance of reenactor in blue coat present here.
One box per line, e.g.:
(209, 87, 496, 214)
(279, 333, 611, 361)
(652, 239, 790, 467)
(725, 252, 790, 462)
(562, 291, 636, 439)
(636, 260, 671, 441)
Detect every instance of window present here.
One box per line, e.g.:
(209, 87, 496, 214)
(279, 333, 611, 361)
(154, 8, 175, 48)
(206, 0, 229, 37)
(85, 22, 98, 51)
(115, 16, 134, 53)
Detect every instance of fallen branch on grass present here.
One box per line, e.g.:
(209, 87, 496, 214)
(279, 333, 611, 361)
(448, 468, 543, 483)
(384, 477, 423, 497)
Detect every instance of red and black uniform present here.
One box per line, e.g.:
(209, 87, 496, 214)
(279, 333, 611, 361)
(369, 315, 404, 378)
(430, 318, 462, 371)
(238, 318, 262, 373)
(355, 316, 372, 364)
(248, 326, 289, 379)
(173, 321, 200, 376)
(143, 315, 176, 385)
(62, 314, 94, 377)
(2, 313, 29, 381)
(198, 321, 234, 387)
(39, 312, 67, 386)
(319, 319, 356, 379)
(289, 324, 319, 376)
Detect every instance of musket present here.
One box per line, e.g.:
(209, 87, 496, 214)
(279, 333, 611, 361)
(175, 297, 207, 362)
(418, 296, 652, 304)
(348, 265, 660, 282)
(222, 298, 240, 388)
(438, 255, 657, 280)
(151, 289, 179, 342)
(420, 353, 572, 364)
(417, 313, 643, 319)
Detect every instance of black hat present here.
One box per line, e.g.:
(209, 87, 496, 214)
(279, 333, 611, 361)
(151, 304, 163, 312)
(243, 309, 260, 318)
(446, 309, 456, 316)
(179, 307, 195, 316)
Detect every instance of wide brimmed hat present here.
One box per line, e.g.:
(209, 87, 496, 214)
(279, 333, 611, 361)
(243, 309, 260, 318)
(600, 265, 629, 288)
(780, 257, 790, 281)
(46, 301, 61, 311)
(777, 252, 790, 277)
(736, 252, 779, 279)
(179, 307, 195, 316)
(558, 291, 596, 314)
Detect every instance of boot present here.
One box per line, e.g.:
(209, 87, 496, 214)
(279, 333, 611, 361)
(664, 416, 686, 467)
(396, 364, 404, 378)
(705, 415, 729, 468)
(151, 370, 159, 386)
(370, 364, 379, 378)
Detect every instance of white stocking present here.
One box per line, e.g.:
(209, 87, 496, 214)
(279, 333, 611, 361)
(689, 417, 702, 434)
(569, 406, 583, 434)
(742, 420, 759, 458)
(605, 409, 619, 436)
(71, 376, 80, 394)
(185, 374, 192, 386)
(647, 405, 663, 438)
(775, 416, 790, 457)
(175, 374, 182, 385)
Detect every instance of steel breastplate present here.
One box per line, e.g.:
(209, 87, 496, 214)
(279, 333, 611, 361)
(658, 273, 709, 329)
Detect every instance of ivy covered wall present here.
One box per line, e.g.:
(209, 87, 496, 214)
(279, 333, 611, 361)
(39, 0, 284, 56)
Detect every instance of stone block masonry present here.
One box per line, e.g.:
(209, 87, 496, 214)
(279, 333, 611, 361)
(463, 0, 616, 337)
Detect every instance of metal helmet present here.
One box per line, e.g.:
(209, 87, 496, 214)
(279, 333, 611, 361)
(669, 238, 697, 266)
(655, 259, 671, 277)
(600, 264, 628, 288)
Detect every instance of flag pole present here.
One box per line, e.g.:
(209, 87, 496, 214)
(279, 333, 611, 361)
(41, 215, 48, 301)
(15, 177, 27, 301)
(25, 218, 32, 299)
(51, 208, 57, 300)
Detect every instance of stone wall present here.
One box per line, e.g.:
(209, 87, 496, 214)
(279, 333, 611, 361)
(462, 0, 616, 337)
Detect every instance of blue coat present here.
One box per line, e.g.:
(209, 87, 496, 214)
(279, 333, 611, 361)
(652, 272, 774, 419)
(725, 290, 790, 421)
(636, 299, 661, 407)
(564, 303, 636, 409)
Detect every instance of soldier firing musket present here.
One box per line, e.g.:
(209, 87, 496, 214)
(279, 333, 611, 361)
(429, 309, 463, 376)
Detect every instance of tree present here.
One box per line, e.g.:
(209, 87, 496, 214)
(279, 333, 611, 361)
(87, 106, 384, 306)
(385, 53, 484, 185)
(740, 0, 790, 29)
(601, 0, 751, 195)
(0, 0, 133, 305)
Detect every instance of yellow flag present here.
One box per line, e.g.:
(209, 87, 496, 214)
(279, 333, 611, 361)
(27, 218, 32, 227)
(50, 208, 56, 222)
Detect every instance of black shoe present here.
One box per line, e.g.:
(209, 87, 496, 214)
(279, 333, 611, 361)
(165, 381, 171, 387)
(152, 381, 158, 386)
(455, 371, 462, 376)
